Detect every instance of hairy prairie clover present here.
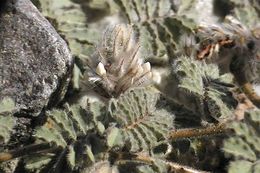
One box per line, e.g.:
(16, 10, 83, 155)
(90, 24, 152, 97)
(180, 16, 260, 108)
(196, 16, 260, 77)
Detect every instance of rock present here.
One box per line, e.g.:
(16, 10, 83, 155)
(0, 0, 73, 116)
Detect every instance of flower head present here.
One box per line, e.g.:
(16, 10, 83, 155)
(91, 24, 152, 97)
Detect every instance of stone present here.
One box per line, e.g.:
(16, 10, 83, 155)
(0, 0, 73, 116)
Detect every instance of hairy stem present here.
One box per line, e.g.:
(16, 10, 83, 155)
(0, 142, 58, 162)
(116, 152, 209, 173)
(168, 123, 226, 140)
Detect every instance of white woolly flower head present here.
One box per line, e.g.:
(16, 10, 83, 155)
(91, 24, 152, 97)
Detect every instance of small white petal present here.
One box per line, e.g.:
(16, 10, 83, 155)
(147, 72, 153, 78)
(142, 62, 151, 73)
(208, 45, 215, 59)
(137, 65, 143, 74)
(131, 77, 134, 85)
(96, 62, 106, 76)
(152, 71, 161, 85)
(253, 84, 260, 96)
(214, 43, 220, 53)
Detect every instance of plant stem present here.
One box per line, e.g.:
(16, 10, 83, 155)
(116, 152, 209, 173)
(0, 142, 58, 162)
(168, 123, 226, 140)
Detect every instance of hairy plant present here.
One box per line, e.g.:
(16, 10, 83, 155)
(165, 55, 237, 123)
(169, 136, 227, 171)
(1, 1, 259, 173)
(229, 0, 260, 28)
(32, 0, 111, 57)
(108, 87, 174, 152)
(223, 109, 260, 173)
(22, 102, 106, 172)
(195, 16, 260, 78)
(90, 24, 152, 97)
(0, 88, 177, 172)
(178, 15, 260, 108)
(31, 0, 125, 94)
(114, 0, 196, 64)
(0, 86, 222, 173)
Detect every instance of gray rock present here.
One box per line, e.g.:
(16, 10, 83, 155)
(0, 0, 73, 116)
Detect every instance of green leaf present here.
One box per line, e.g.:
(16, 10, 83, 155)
(0, 115, 15, 143)
(35, 0, 115, 62)
(230, 0, 260, 27)
(86, 144, 95, 163)
(223, 109, 260, 173)
(24, 154, 54, 172)
(47, 109, 77, 141)
(114, 0, 195, 63)
(25, 102, 105, 172)
(0, 98, 16, 144)
(228, 160, 252, 173)
(172, 56, 236, 122)
(35, 126, 67, 147)
(136, 159, 168, 173)
(109, 87, 174, 152)
(97, 121, 105, 135)
(107, 127, 120, 148)
(67, 145, 76, 168)
(72, 64, 83, 90)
